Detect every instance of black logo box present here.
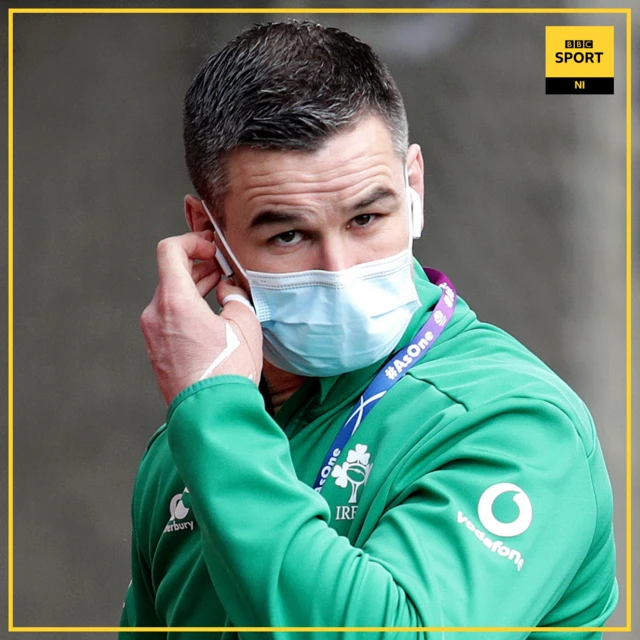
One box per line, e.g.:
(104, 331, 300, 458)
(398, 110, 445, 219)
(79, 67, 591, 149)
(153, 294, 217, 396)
(565, 40, 594, 48)
(545, 77, 614, 94)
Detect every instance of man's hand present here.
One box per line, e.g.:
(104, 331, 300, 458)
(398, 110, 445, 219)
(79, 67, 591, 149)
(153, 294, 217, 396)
(140, 230, 263, 406)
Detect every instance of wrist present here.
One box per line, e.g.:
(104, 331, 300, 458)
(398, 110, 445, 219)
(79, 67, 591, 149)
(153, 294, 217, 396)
(167, 374, 260, 423)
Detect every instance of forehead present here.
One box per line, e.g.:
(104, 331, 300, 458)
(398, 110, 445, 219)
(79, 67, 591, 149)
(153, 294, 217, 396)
(225, 114, 403, 199)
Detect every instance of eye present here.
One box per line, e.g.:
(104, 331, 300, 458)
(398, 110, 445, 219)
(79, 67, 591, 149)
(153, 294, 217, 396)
(350, 213, 378, 228)
(270, 230, 303, 246)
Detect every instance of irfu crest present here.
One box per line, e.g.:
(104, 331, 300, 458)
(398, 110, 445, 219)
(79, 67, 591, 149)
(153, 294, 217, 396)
(331, 444, 373, 504)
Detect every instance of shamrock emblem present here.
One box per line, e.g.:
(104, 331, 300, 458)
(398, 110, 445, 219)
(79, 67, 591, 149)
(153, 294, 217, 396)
(331, 444, 373, 504)
(347, 444, 371, 466)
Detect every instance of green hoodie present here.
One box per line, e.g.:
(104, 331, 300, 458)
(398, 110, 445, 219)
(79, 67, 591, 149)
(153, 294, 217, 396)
(120, 263, 618, 639)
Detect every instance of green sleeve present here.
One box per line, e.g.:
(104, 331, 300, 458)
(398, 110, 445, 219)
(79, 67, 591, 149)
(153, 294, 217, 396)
(119, 511, 166, 638)
(166, 376, 615, 639)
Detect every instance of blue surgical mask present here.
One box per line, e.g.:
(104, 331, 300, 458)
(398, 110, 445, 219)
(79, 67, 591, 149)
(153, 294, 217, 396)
(202, 175, 424, 377)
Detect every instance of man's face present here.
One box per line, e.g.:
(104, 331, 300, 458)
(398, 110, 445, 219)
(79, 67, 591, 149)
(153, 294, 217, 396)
(188, 113, 424, 275)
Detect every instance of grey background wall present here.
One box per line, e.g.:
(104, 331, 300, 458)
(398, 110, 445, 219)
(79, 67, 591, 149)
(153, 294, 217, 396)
(2, 0, 638, 637)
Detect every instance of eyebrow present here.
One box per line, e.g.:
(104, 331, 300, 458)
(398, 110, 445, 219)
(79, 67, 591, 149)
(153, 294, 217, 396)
(248, 186, 400, 230)
(351, 186, 399, 210)
(249, 211, 308, 230)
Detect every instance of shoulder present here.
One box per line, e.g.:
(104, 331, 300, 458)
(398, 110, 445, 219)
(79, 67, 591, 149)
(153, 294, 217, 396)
(388, 297, 614, 532)
(407, 295, 598, 457)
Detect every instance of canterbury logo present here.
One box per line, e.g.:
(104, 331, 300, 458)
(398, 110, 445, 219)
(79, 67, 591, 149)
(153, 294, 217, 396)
(163, 488, 195, 533)
(169, 492, 190, 520)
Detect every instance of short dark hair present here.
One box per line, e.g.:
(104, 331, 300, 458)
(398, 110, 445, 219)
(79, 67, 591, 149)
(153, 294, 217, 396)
(183, 19, 409, 225)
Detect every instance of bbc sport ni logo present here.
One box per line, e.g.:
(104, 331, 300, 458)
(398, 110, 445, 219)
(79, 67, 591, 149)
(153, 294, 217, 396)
(545, 26, 614, 95)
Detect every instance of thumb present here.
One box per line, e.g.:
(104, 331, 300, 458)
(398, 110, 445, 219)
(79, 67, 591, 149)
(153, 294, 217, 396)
(216, 279, 257, 320)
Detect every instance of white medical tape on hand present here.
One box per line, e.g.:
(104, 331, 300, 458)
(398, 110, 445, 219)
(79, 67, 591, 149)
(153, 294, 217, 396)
(198, 322, 241, 380)
(221, 293, 256, 315)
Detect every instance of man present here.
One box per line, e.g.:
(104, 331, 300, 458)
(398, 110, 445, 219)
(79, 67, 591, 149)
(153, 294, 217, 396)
(120, 20, 618, 638)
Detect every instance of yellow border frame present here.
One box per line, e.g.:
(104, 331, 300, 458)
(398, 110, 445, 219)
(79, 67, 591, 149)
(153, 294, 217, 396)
(7, 6, 632, 634)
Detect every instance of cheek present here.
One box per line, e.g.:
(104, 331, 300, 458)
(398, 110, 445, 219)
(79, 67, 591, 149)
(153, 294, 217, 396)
(331, 216, 408, 270)
(361, 215, 411, 255)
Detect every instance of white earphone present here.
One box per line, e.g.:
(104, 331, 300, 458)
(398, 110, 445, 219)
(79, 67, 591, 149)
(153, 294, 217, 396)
(408, 186, 424, 239)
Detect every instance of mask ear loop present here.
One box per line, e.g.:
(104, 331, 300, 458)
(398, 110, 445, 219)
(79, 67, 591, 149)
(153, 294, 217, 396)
(201, 201, 252, 282)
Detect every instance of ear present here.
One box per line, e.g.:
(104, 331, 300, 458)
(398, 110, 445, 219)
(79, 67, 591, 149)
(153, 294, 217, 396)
(184, 194, 214, 233)
(405, 143, 425, 202)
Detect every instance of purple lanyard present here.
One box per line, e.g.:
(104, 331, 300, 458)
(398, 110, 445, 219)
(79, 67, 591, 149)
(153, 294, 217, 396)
(313, 268, 457, 493)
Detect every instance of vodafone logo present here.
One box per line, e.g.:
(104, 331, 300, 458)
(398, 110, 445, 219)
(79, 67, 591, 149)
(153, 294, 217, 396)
(455, 483, 532, 571)
(477, 483, 532, 537)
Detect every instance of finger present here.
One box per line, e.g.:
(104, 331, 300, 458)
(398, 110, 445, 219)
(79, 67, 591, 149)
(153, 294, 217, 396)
(193, 228, 215, 242)
(196, 270, 222, 298)
(187, 230, 216, 271)
(157, 232, 216, 290)
(192, 259, 221, 284)
(217, 280, 257, 319)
